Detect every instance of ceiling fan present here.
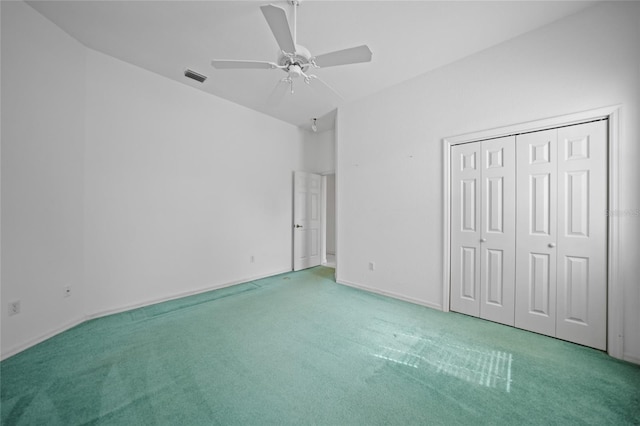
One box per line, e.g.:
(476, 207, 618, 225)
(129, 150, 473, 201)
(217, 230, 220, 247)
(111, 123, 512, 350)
(211, 1, 372, 105)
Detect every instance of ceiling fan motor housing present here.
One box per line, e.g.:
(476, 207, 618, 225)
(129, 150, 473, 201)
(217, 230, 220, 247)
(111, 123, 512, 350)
(278, 44, 312, 74)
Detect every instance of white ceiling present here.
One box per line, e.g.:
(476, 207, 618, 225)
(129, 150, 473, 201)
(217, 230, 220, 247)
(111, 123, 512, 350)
(27, 0, 596, 131)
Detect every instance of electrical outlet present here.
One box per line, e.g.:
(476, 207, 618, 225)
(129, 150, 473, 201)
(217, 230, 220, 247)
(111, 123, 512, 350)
(8, 301, 21, 316)
(369, 262, 375, 271)
(63, 285, 72, 298)
(250, 255, 255, 264)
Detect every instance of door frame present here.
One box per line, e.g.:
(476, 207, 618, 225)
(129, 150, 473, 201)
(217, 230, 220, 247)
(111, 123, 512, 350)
(320, 172, 336, 267)
(442, 105, 622, 359)
(292, 170, 336, 272)
(292, 171, 323, 271)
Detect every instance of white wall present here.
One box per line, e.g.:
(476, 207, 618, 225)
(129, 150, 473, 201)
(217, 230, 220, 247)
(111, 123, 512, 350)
(301, 129, 335, 174)
(1, 1, 304, 358)
(1, 1, 86, 356)
(336, 2, 640, 362)
(84, 50, 303, 316)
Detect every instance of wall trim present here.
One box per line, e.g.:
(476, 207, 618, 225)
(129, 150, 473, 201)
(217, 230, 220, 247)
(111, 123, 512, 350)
(337, 279, 442, 311)
(623, 353, 640, 365)
(85, 268, 292, 321)
(334, 112, 340, 282)
(442, 105, 623, 360)
(1, 317, 86, 361)
(1, 268, 291, 361)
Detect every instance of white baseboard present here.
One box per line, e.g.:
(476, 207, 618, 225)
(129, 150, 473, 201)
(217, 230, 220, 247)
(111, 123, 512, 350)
(86, 268, 291, 321)
(623, 352, 640, 365)
(336, 279, 442, 311)
(1, 317, 86, 361)
(1, 268, 291, 361)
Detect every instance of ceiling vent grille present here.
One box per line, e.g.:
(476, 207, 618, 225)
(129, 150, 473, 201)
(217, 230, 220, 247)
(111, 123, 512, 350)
(184, 69, 207, 83)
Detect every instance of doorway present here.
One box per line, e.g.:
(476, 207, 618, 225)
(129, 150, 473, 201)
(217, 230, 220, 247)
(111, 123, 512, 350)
(442, 106, 623, 358)
(322, 173, 336, 268)
(449, 120, 607, 349)
(292, 171, 336, 271)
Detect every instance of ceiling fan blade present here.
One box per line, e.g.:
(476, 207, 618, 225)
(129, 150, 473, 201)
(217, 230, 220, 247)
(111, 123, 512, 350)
(211, 60, 279, 70)
(313, 45, 372, 68)
(260, 4, 296, 54)
(309, 77, 343, 104)
(267, 79, 290, 106)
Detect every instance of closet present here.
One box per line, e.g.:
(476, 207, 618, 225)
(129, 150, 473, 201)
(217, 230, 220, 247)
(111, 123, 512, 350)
(450, 120, 607, 350)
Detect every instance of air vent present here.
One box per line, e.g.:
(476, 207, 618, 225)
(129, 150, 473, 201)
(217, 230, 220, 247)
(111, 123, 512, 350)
(184, 69, 207, 83)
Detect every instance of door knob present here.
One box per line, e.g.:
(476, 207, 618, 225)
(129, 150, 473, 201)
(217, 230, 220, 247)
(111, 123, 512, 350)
(548, 243, 556, 248)
(295, 224, 303, 228)
(480, 238, 487, 243)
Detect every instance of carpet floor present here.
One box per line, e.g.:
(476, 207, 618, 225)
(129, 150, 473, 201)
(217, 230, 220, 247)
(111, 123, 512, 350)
(1, 266, 639, 425)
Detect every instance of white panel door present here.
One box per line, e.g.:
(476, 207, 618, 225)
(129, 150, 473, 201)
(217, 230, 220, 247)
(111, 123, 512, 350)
(480, 136, 516, 326)
(450, 143, 481, 317)
(293, 171, 322, 271)
(555, 121, 607, 350)
(515, 129, 558, 337)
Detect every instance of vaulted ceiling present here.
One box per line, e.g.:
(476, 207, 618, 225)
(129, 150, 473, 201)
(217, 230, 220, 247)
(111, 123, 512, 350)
(27, 1, 596, 131)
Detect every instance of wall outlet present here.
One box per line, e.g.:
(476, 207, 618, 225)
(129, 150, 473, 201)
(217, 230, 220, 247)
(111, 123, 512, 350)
(369, 262, 375, 271)
(63, 285, 72, 298)
(250, 255, 255, 264)
(8, 301, 21, 316)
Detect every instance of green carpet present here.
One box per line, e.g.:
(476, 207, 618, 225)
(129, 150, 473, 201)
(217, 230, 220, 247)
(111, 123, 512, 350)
(1, 266, 639, 425)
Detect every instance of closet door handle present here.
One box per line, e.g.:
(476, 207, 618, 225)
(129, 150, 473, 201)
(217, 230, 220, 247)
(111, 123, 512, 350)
(480, 238, 487, 243)
(548, 243, 556, 248)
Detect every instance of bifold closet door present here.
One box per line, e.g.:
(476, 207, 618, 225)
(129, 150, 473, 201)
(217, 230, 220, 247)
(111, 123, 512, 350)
(515, 129, 558, 337)
(480, 137, 516, 326)
(555, 121, 607, 350)
(515, 121, 607, 350)
(451, 143, 481, 317)
(451, 136, 515, 325)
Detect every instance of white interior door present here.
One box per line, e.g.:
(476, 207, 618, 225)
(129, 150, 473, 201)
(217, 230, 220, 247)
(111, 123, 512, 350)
(293, 171, 322, 271)
(450, 143, 481, 317)
(555, 121, 607, 350)
(451, 119, 608, 350)
(480, 136, 516, 326)
(515, 128, 558, 337)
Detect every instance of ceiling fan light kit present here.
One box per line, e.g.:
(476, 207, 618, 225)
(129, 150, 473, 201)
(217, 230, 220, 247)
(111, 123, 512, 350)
(210, 1, 372, 105)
